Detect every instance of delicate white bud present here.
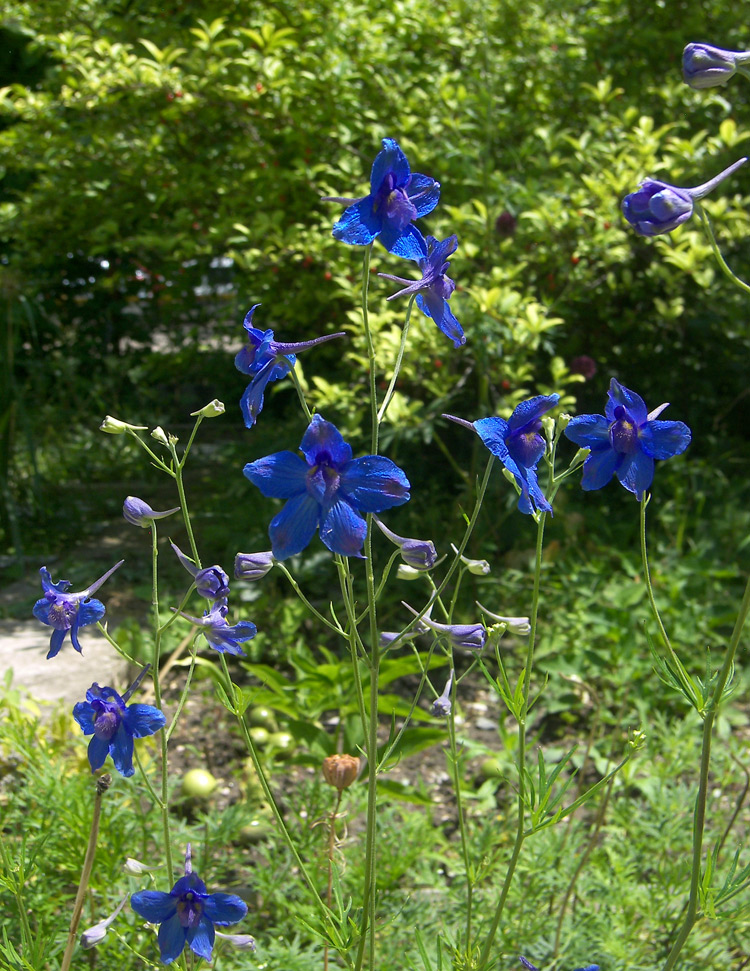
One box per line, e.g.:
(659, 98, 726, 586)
(100, 416, 147, 435)
(191, 399, 226, 418)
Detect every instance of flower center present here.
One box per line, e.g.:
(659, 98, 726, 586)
(610, 408, 639, 454)
(508, 423, 546, 469)
(385, 188, 418, 231)
(47, 598, 77, 631)
(306, 452, 341, 504)
(176, 891, 203, 929)
(92, 703, 120, 741)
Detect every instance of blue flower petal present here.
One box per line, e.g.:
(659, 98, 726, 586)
(243, 451, 308, 499)
(564, 414, 610, 448)
(371, 138, 410, 191)
(109, 722, 135, 777)
(473, 417, 510, 461)
(73, 701, 96, 735)
(300, 414, 353, 466)
(617, 449, 654, 498)
(606, 379, 648, 424)
(507, 394, 560, 435)
(339, 456, 411, 512)
(39, 567, 71, 595)
(269, 493, 321, 560)
(581, 446, 619, 491)
(203, 892, 248, 925)
(131, 890, 178, 924)
(332, 197, 381, 245)
(187, 916, 215, 961)
(640, 420, 692, 460)
(32, 599, 53, 625)
(417, 291, 465, 348)
(522, 465, 553, 515)
(87, 734, 110, 772)
(125, 704, 167, 738)
(407, 173, 441, 217)
(78, 597, 106, 628)
(319, 498, 368, 556)
(69, 616, 85, 654)
(46, 628, 66, 659)
(239, 358, 286, 429)
(157, 913, 188, 964)
(380, 222, 428, 261)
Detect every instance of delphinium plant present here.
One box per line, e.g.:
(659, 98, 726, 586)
(11, 63, 750, 971)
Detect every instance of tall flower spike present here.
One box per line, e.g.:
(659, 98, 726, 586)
(33, 560, 124, 659)
(244, 414, 410, 560)
(170, 541, 230, 603)
(444, 394, 560, 516)
(235, 304, 345, 428)
(73, 674, 166, 778)
(131, 845, 248, 965)
(379, 234, 465, 347)
(622, 157, 747, 236)
(373, 515, 437, 570)
(682, 43, 750, 89)
(324, 138, 440, 260)
(174, 602, 257, 656)
(564, 378, 691, 499)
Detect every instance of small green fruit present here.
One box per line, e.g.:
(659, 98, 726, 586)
(268, 731, 295, 756)
(181, 768, 217, 799)
(479, 757, 504, 780)
(248, 706, 278, 731)
(249, 726, 270, 747)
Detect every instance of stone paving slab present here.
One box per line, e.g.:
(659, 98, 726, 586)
(0, 619, 130, 712)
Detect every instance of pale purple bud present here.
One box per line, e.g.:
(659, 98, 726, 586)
(234, 551, 275, 581)
(123, 496, 180, 527)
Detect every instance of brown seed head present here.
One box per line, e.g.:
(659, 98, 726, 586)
(322, 754, 361, 791)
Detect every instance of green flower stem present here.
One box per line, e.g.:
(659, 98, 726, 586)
(662, 570, 750, 971)
(94, 622, 138, 665)
(218, 654, 329, 918)
(126, 428, 173, 475)
(696, 202, 750, 297)
(277, 561, 345, 634)
(377, 293, 417, 424)
(133, 746, 164, 809)
(287, 365, 313, 422)
(59, 774, 112, 971)
(361, 243, 378, 455)
(448, 659, 475, 947)
(477, 505, 547, 971)
(171, 441, 201, 567)
(165, 642, 198, 743)
(335, 555, 370, 741)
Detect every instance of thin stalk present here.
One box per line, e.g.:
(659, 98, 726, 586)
(287, 365, 313, 422)
(696, 202, 750, 297)
(377, 294, 416, 423)
(477, 507, 547, 971)
(360, 243, 378, 454)
(661, 572, 750, 970)
(59, 775, 112, 971)
(324, 789, 344, 971)
(277, 561, 345, 634)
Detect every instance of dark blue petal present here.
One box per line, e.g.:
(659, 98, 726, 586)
(299, 415, 353, 467)
(319, 498, 368, 556)
(131, 890, 178, 923)
(339, 456, 411, 512)
(32, 598, 52, 626)
(239, 359, 284, 429)
(77, 597, 106, 628)
(407, 173, 440, 217)
(522, 465, 553, 515)
(417, 291, 466, 348)
(473, 417, 510, 461)
(87, 734, 110, 772)
(243, 451, 308, 498)
(371, 138, 410, 192)
(125, 704, 167, 738)
(73, 701, 96, 735)
(187, 915, 215, 961)
(109, 722, 135, 777)
(157, 913, 188, 964)
(46, 628, 67, 659)
(564, 414, 610, 448)
(380, 222, 428, 261)
(69, 616, 85, 654)
(507, 427, 546, 470)
(203, 892, 248, 925)
(332, 197, 381, 245)
(640, 420, 692, 459)
(617, 449, 654, 498)
(172, 873, 209, 896)
(581, 446, 619, 490)
(269, 493, 321, 560)
(507, 394, 560, 435)
(605, 379, 648, 425)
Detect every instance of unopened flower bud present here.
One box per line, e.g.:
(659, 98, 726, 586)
(373, 516, 437, 570)
(322, 754, 361, 790)
(234, 551, 274, 581)
(100, 416, 147, 435)
(215, 931, 257, 950)
(123, 857, 163, 875)
(79, 893, 128, 949)
(191, 399, 226, 418)
(123, 496, 180, 527)
(477, 602, 531, 635)
(431, 669, 454, 718)
(451, 544, 490, 575)
(682, 43, 750, 89)
(151, 426, 169, 445)
(397, 564, 424, 581)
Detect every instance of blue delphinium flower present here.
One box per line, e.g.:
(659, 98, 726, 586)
(170, 541, 230, 603)
(175, 602, 257, 656)
(33, 560, 124, 659)
(373, 516, 437, 570)
(243, 413, 410, 559)
(324, 138, 440, 260)
(123, 496, 181, 527)
(564, 378, 691, 499)
(379, 234, 465, 347)
(445, 394, 560, 515)
(622, 157, 747, 236)
(235, 304, 345, 428)
(131, 845, 248, 965)
(73, 671, 165, 778)
(682, 43, 750, 89)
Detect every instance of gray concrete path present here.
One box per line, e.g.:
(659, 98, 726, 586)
(0, 619, 130, 712)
